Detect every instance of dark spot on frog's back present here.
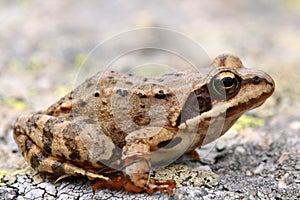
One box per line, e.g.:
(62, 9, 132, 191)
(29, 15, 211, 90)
(154, 90, 172, 99)
(137, 93, 147, 98)
(116, 89, 128, 97)
(125, 81, 133, 85)
(109, 79, 117, 84)
(79, 100, 87, 107)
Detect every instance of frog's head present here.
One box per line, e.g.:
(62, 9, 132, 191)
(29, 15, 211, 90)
(207, 54, 275, 117)
(180, 54, 274, 124)
(179, 54, 275, 149)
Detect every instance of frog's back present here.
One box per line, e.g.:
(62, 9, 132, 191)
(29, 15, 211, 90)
(82, 71, 205, 147)
(44, 70, 205, 147)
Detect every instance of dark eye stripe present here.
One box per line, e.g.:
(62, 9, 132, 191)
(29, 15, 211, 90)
(242, 76, 274, 86)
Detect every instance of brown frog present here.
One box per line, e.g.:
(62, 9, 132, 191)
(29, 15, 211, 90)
(13, 54, 275, 194)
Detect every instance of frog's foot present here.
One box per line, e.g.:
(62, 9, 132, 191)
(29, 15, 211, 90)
(126, 173, 176, 195)
(14, 133, 108, 182)
(92, 172, 176, 195)
(123, 155, 176, 194)
(92, 154, 176, 194)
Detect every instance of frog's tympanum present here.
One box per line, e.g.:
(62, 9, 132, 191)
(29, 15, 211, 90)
(13, 54, 275, 194)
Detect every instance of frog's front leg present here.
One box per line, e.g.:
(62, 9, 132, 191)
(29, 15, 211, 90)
(13, 114, 108, 181)
(122, 127, 177, 194)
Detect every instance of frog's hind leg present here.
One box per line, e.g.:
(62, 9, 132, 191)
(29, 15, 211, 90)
(13, 132, 108, 182)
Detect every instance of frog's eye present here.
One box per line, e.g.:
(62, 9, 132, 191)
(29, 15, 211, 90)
(211, 71, 241, 99)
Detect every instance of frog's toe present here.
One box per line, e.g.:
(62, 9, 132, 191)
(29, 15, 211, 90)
(184, 149, 200, 161)
(92, 174, 124, 191)
(142, 177, 176, 195)
(126, 173, 176, 195)
(93, 172, 176, 195)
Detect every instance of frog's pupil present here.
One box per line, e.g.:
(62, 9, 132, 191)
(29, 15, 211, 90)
(222, 77, 235, 88)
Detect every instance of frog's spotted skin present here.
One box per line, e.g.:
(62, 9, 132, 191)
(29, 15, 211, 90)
(13, 54, 275, 194)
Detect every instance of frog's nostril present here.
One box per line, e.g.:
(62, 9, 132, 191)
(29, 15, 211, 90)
(251, 76, 261, 84)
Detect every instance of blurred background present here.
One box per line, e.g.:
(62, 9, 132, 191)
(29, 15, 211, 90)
(0, 0, 299, 176)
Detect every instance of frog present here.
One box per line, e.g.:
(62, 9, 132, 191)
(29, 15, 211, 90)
(13, 54, 275, 195)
